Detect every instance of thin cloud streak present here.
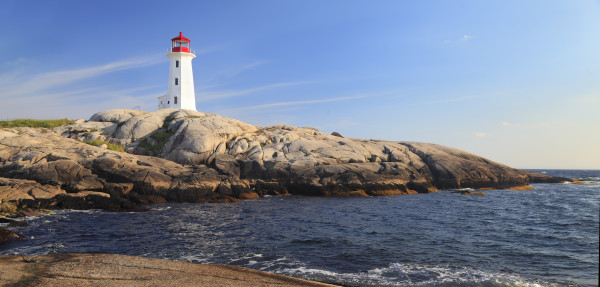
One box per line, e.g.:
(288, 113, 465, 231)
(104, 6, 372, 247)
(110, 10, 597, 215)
(0, 54, 165, 98)
(425, 96, 479, 104)
(1, 82, 164, 120)
(196, 81, 314, 102)
(221, 61, 270, 77)
(219, 89, 407, 116)
(221, 94, 372, 114)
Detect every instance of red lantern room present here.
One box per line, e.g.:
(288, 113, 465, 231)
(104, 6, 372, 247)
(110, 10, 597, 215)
(171, 32, 191, 53)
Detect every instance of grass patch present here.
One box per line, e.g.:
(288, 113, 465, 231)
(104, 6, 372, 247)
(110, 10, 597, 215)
(0, 119, 74, 128)
(162, 115, 176, 128)
(69, 128, 98, 134)
(84, 139, 125, 152)
(139, 131, 174, 154)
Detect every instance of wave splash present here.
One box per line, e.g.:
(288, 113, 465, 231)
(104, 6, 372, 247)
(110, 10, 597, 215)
(281, 262, 560, 287)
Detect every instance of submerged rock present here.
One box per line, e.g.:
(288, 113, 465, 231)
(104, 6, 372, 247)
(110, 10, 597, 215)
(0, 227, 26, 245)
(461, 191, 486, 196)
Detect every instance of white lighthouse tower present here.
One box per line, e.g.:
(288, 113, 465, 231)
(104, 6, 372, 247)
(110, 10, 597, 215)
(158, 32, 197, 111)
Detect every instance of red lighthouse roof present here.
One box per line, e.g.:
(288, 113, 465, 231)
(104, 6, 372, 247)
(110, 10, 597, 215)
(171, 32, 190, 42)
(171, 32, 191, 53)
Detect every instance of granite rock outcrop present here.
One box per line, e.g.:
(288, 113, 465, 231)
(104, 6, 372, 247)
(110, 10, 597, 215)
(0, 253, 336, 286)
(0, 109, 569, 214)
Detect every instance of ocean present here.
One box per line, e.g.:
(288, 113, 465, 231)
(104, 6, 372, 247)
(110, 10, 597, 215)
(1, 169, 598, 286)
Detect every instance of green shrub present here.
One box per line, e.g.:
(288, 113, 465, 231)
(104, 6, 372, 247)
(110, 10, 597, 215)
(84, 139, 125, 152)
(69, 128, 98, 134)
(139, 131, 174, 154)
(162, 115, 176, 128)
(0, 119, 75, 128)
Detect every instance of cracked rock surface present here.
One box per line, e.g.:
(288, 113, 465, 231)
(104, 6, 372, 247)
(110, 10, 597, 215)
(0, 253, 335, 286)
(0, 109, 568, 214)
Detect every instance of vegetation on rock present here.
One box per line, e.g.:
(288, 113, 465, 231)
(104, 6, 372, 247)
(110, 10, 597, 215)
(0, 119, 74, 128)
(139, 131, 174, 154)
(0, 109, 572, 216)
(83, 139, 125, 152)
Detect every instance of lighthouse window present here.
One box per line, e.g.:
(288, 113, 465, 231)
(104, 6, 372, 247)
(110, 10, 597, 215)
(176, 61, 179, 68)
(175, 97, 178, 104)
(175, 78, 178, 85)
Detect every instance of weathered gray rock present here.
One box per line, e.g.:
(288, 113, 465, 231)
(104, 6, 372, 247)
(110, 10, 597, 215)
(89, 109, 147, 123)
(72, 110, 568, 192)
(0, 177, 65, 213)
(0, 109, 570, 215)
(0, 128, 250, 214)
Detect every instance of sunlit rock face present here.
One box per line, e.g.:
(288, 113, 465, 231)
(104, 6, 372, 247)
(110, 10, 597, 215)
(0, 109, 568, 215)
(80, 109, 549, 192)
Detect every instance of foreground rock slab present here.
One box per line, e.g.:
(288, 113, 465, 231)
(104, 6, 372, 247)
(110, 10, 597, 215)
(0, 253, 336, 287)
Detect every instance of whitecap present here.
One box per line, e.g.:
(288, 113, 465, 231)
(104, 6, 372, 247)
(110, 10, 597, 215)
(150, 206, 172, 211)
(281, 262, 559, 287)
(178, 254, 212, 264)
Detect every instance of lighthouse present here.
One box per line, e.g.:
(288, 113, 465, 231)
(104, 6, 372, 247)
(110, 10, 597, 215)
(158, 32, 197, 111)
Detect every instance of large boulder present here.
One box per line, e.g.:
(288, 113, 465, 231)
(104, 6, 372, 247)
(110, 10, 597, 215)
(0, 177, 65, 212)
(73, 109, 558, 192)
(89, 109, 147, 123)
(0, 128, 250, 215)
(1, 109, 569, 215)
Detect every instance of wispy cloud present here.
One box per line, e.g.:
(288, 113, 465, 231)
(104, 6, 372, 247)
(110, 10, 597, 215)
(218, 88, 406, 116)
(0, 54, 165, 98)
(501, 121, 552, 129)
(425, 96, 479, 104)
(197, 61, 271, 89)
(221, 94, 372, 114)
(444, 34, 475, 44)
(221, 61, 269, 77)
(475, 132, 487, 137)
(197, 81, 314, 102)
(0, 55, 165, 119)
(461, 34, 473, 41)
(193, 45, 228, 56)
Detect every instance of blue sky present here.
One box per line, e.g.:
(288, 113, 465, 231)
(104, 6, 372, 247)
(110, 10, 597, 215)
(1, 0, 598, 169)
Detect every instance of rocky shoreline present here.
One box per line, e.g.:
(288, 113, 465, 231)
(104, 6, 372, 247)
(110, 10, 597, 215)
(0, 109, 570, 217)
(0, 253, 337, 286)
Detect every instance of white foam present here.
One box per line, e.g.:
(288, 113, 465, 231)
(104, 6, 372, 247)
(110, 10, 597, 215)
(150, 206, 172, 211)
(280, 262, 558, 287)
(178, 253, 213, 264)
(282, 266, 341, 277)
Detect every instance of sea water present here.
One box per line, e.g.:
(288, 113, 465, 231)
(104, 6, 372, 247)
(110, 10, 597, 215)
(2, 170, 598, 286)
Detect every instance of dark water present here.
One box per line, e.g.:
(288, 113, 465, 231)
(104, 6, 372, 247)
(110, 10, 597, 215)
(2, 170, 598, 286)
